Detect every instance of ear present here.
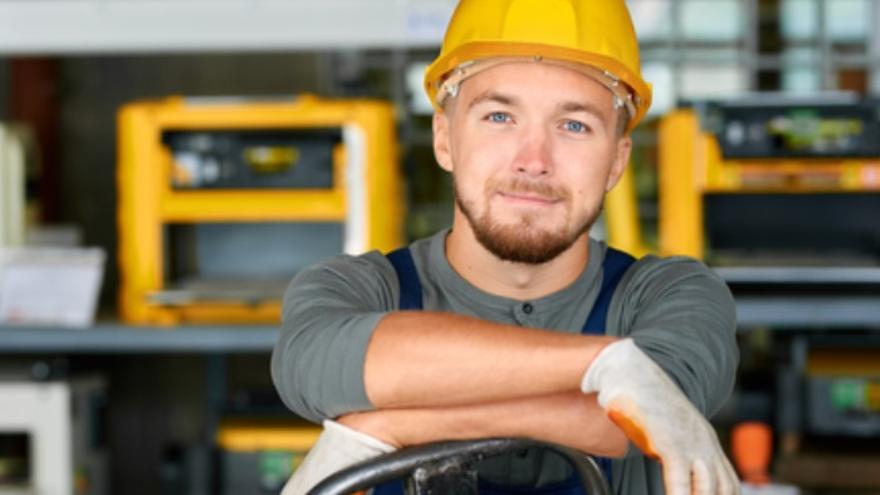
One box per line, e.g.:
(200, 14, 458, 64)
(433, 110, 454, 173)
(605, 136, 632, 191)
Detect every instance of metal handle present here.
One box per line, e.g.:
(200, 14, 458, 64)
(308, 438, 611, 495)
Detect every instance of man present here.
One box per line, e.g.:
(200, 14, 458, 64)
(272, 0, 740, 493)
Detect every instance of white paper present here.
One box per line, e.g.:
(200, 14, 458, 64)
(0, 247, 105, 327)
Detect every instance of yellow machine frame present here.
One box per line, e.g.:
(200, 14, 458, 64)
(216, 419, 321, 453)
(604, 164, 648, 257)
(118, 95, 403, 325)
(658, 108, 880, 259)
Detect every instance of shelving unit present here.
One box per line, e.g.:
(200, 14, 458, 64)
(1, 282, 879, 356)
(0, 325, 278, 354)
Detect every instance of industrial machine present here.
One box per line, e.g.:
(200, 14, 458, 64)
(654, 97, 880, 489)
(215, 419, 321, 494)
(117, 95, 403, 325)
(0, 377, 107, 495)
(806, 347, 880, 437)
(657, 95, 880, 266)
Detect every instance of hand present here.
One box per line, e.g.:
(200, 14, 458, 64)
(581, 339, 740, 495)
(280, 420, 396, 495)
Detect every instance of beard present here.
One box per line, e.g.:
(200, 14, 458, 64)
(454, 176, 600, 264)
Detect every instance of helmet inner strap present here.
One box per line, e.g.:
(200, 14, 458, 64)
(436, 56, 636, 118)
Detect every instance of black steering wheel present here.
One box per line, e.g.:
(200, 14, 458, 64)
(308, 438, 611, 495)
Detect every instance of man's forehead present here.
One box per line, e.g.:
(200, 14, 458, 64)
(456, 64, 615, 115)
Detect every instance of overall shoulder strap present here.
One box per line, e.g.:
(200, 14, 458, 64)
(581, 247, 637, 491)
(582, 246, 637, 336)
(386, 247, 424, 310)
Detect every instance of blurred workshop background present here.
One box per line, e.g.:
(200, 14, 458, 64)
(1, 0, 880, 494)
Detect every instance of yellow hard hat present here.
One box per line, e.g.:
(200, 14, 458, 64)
(424, 0, 653, 132)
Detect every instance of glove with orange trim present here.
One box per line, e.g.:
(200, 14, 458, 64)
(580, 339, 740, 495)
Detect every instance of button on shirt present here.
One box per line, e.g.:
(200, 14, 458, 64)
(515, 301, 536, 325)
(415, 231, 605, 339)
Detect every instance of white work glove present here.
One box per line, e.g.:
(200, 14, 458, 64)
(581, 339, 740, 495)
(281, 419, 397, 495)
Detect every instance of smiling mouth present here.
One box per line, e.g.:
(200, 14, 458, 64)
(497, 191, 560, 205)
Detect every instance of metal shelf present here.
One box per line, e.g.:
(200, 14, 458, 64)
(734, 295, 880, 330)
(718, 266, 880, 285)
(0, 0, 456, 55)
(719, 267, 880, 330)
(1, 291, 879, 356)
(0, 324, 278, 354)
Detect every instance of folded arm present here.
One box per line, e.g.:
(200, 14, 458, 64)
(338, 390, 628, 458)
(364, 311, 615, 409)
(271, 254, 613, 421)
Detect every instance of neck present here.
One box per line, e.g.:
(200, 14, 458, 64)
(445, 210, 590, 300)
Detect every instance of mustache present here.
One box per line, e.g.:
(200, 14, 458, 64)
(490, 178, 570, 201)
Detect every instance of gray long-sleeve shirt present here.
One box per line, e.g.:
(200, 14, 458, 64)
(271, 229, 738, 494)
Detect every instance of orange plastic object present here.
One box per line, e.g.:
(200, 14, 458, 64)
(731, 421, 772, 484)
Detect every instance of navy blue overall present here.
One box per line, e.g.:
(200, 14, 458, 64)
(373, 245, 636, 495)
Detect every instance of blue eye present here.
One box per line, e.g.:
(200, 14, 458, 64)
(487, 112, 510, 123)
(564, 120, 587, 133)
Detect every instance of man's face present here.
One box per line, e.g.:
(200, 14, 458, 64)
(433, 62, 632, 264)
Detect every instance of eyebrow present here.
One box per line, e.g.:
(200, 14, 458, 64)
(467, 90, 518, 111)
(559, 101, 608, 122)
(467, 92, 608, 121)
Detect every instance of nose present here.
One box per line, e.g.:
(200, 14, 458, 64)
(513, 127, 553, 177)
